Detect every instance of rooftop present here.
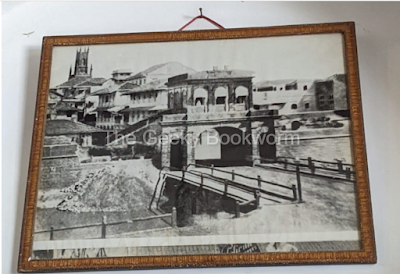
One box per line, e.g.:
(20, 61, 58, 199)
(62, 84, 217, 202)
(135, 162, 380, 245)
(120, 79, 167, 94)
(168, 69, 254, 84)
(112, 69, 132, 74)
(75, 78, 108, 87)
(92, 83, 121, 96)
(125, 63, 169, 81)
(255, 79, 297, 88)
(50, 102, 81, 112)
(118, 82, 139, 91)
(323, 74, 347, 84)
(124, 62, 195, 81)
(188, 69, 254, 80)
(254, 78, 318, 90)
(56, 76, 91, 88)
(119, 106, 155, 112)
(49, 90, 64, 97)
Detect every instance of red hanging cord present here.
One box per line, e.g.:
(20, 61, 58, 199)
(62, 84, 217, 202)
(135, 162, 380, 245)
(178, 8, 225, 31)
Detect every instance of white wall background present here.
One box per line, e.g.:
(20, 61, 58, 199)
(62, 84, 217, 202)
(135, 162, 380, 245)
(2, 1, 400, 274)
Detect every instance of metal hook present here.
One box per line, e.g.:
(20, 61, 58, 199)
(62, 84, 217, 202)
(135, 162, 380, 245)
(178, 7, 224, 31)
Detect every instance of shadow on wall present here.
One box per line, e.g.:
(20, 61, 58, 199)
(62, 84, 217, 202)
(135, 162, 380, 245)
(11, 47, 42, 273)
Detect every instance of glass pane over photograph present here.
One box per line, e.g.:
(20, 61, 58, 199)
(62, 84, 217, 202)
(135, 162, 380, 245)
(32, 33, 360, 260)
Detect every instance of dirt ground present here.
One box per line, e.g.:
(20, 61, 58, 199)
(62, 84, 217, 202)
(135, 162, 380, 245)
(35, 158, 358, 241)
(34, 159, 166, 241)
(177, 165, 358, 237)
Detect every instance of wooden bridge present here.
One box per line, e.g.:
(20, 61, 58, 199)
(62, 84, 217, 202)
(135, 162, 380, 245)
(149, 164, 302, 223)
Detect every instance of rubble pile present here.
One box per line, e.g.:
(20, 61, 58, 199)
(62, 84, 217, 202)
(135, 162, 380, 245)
(57, 167, 152, 213)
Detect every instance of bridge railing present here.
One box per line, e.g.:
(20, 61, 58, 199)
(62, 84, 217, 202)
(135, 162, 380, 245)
(185, 163, 300, 202)
(258, 156, 355, 182)
(34, 209, 177, 241)
(150, 164, 302, 220)
(164, 171, 267, 216)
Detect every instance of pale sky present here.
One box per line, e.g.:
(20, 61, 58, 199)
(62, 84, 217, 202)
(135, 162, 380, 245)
(49, 33, 346, 88)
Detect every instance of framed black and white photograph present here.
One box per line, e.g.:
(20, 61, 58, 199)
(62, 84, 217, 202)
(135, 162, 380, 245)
(18, 22, 376, 272)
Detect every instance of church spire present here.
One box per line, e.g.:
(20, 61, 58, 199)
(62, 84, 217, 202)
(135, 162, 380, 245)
(72, 47, 90, 78)
(90, 64, 93, 76)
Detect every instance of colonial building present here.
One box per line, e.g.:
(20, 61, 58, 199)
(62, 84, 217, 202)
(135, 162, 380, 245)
(93, 62, 196, 132)
(119, 80, 169, 125)
(160, 67, 274, 169)
(53, 48, 96, 95)
(48, 101, 81, 121)
(252, 79, 313, 115)
(111, 69, 133, 83)
(252, 75, 347, 115)
(47, 47, 107, 123)
(166, 66, 254, 114)
(117, 62, 196, 127)
(297, 74, 348, 112)
(253, 79, 313, 92)
(92, 83, 127, 131)
(47, 90, 64, 110)
(45, 119, 105, 147)
(123, 62, 196, 86)
(159, 71, 349, 169)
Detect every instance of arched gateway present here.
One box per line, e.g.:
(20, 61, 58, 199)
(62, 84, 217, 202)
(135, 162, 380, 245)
(195, 126, 251, 167)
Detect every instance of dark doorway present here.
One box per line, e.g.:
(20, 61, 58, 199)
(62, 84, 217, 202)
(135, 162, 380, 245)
(92, 132, 107, 146)
(258, 123, 277, 161)
(170, 139, 184, 170)
(168, 92, 174, 109)
(259, 133, 277, 161)
(114, 115, 122, 124)
(84, 114, 96, 127)
(77, 111, 84, 122)
(123, 112, 129, 124)
(173, 92, 181, 110)
(214, 127, 250, 166)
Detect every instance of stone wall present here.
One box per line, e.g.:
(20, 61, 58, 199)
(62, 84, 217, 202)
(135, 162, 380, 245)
(40, 156, 80, 190)
(42, 144, 77, 158)
(39, 137, 81, 190)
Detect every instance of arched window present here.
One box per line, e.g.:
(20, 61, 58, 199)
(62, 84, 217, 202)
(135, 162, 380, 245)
(235, 86, 248, 104)
(291, 104, 298, 110)
(305, 103, 310, 109)
(193, 88, 208, 106)
(303, 85, 308, 90)
(215, 87, 228, 105)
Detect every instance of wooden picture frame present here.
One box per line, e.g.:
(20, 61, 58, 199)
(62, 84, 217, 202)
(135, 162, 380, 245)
(18, 22, 376, 272)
